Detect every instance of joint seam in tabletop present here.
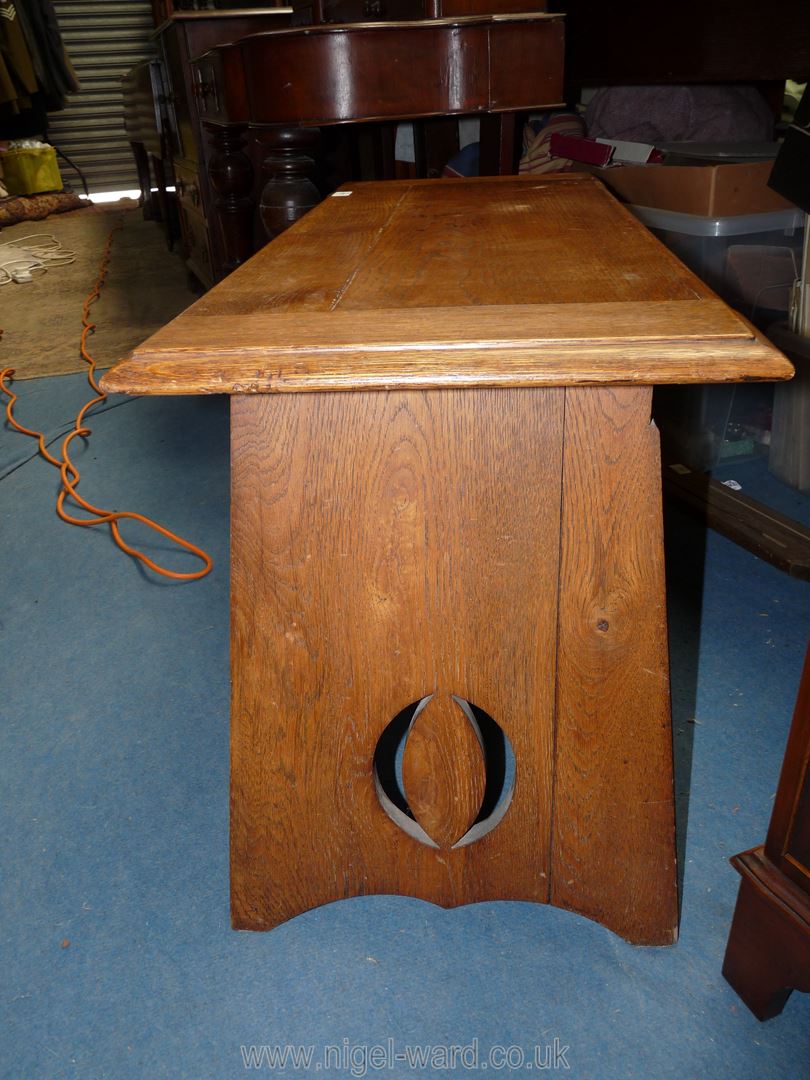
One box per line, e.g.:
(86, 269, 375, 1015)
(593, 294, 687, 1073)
(329, 188, 412, 311)
(547, 383, 568, 908)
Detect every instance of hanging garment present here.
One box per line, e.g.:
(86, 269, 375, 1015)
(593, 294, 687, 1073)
(1, 0, 77, 138)
(0, 0, 38, 115)
(15, 0, 79, 108)
(13, 0, 47, 92)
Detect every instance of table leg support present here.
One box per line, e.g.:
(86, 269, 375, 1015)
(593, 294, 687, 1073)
(479, 112, 520, 175)
(131, 140, 156, 220)
(551, 387, 679, 944)
(229, 386, 678, 944)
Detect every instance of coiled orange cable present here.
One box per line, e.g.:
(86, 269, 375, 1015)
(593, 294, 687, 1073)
(1, 218, 212, 580)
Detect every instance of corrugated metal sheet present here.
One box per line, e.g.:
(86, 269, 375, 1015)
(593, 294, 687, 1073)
(48, 2, 156, 192)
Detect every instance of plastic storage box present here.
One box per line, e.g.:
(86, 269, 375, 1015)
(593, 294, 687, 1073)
(630, 205, 805, 325)
(1, 146, 63, 196)
(631, 205, 805, 471)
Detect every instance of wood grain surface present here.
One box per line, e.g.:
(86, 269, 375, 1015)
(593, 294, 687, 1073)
(230, 387, 563, 929)
(401, 694, 488, 849)
(101, 175, 792, 396)
(551, 386, 678, 943)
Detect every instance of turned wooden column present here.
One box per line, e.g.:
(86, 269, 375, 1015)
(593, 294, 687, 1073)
(255, 125, 321, 240)
(205, 121, 255, 274)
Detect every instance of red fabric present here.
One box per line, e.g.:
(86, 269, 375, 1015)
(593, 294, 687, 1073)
(519, 112, 586, 174)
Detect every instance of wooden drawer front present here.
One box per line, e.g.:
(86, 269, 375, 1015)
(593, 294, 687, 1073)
(191, 52, 224, 123)
(174, 163, 213, 288)
(174, 162, 203, 214)
(191, 46, 250, 125)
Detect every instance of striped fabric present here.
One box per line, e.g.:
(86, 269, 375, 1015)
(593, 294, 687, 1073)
(519, 111, 585, 174)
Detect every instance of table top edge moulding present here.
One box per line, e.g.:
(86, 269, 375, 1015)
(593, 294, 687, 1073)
(101, 176, 793, 396)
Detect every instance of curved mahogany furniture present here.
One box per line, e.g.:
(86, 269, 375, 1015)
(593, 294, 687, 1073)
(192, 13, 564, 268)
(237, 14, 564, 125)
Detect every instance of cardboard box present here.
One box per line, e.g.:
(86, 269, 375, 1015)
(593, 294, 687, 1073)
(592, 161, 794, 216)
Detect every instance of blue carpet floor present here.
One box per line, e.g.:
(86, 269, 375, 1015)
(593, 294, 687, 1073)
(2, 372, 810, 1080)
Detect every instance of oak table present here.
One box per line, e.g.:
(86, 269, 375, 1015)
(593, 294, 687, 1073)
(102, 175, 792, 944)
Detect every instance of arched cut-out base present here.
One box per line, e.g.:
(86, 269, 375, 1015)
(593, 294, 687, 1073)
(232, 886, 678, 947)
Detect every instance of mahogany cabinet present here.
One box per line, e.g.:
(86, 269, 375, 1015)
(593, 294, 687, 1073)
(723, 641, 810, 1019)
(151, 9, 293, 285)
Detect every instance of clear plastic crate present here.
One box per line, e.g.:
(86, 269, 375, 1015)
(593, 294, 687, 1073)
(630, 206, 804, 471)
(630, 205, 805, 324)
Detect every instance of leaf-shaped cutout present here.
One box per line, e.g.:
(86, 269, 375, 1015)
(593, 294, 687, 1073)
(401, 693, 487, 849)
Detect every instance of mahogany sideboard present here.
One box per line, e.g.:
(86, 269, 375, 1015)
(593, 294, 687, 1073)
(101, 175, 793, 943)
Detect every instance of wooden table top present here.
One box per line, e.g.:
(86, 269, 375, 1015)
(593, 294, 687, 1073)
(102, 175, 793, 395)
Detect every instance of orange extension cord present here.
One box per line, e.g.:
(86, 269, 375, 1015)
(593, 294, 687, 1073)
(1, 219, 212, 581)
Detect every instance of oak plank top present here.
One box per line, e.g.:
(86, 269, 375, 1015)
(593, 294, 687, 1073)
(101, 175, 793, 395)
